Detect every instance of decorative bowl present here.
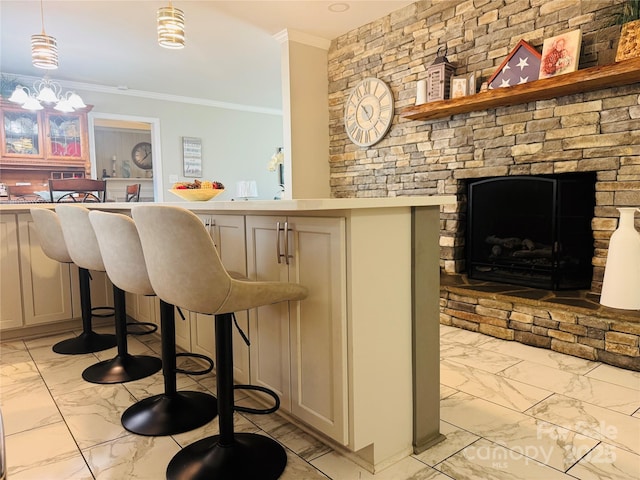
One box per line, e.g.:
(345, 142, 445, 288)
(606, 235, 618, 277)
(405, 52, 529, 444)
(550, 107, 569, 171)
(168, 188, 225, 201)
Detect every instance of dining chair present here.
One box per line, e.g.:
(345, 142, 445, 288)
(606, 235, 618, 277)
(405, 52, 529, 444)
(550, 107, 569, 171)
(125, 183, 141, 202)
(48, 178, 106, 203)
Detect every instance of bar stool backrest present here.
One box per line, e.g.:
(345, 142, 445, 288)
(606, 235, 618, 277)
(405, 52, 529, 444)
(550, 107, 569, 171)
(56, 205, 105, 271)
(30, 208, 73, 264)
(88, 211, 154, 295)
(131, 205, 232, 314)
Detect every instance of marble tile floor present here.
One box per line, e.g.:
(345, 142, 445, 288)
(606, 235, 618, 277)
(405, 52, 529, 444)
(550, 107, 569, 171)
(1, 324, 639, 480)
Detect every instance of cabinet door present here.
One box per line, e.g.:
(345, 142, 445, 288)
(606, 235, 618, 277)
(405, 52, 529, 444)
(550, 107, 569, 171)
(1, 107, 43, 159)
(0, 214, 23, 329)
(17, 213, 73, 325)
(192, 215, 249, 383)
(246, 215, 291, 410)
(44, 111, 87, 162)
(287, 216, 348, 444)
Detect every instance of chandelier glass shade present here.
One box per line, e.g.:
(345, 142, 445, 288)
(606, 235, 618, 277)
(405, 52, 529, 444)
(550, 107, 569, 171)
(157, 2, 185, 49)
(32, 0, 58, 69)
(8, 78, 86, 112)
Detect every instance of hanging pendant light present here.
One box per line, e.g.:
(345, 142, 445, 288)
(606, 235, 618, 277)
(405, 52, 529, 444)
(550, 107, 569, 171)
(31, 0, 58, 69)
(157, 1, 185, 49)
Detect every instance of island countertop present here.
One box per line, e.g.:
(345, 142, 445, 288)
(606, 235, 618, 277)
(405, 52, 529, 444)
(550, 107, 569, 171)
(0, 196, 456, 214)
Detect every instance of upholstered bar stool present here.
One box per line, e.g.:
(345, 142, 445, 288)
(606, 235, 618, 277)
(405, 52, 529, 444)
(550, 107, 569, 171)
(132, 205, 308, 480)
(30, 208, 117, 354)
(88, 210, 217, 435)
(56, 205, 161, 384)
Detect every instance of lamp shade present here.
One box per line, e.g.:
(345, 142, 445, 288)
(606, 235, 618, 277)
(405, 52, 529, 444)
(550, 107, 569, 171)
(157, 4, 185, 49)
(600, 208, 640, 310)
(31, 33, 58, 69)
(8, 86, 29, 104)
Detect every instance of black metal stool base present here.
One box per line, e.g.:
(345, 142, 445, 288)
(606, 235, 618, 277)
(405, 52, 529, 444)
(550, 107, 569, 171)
(166, 432, 287, 480)
(52, 331, 117, 355)
(122, 391, 217, 436)
(82, 354, 161, 384)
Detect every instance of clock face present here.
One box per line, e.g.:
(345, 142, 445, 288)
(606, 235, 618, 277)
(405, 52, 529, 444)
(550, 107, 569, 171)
(344, 77, 394, 147)
(131, 142, 153, 170)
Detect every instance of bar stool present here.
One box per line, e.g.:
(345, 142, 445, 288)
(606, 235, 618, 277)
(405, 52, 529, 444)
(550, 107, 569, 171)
(30, 208, 117, 354)
(88, 210, 217, 435)
(132, 205, 308, 480)
(56, 205, 161, 384)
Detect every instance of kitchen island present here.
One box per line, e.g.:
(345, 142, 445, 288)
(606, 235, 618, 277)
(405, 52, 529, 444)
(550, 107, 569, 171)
(0, 195, 455, 472)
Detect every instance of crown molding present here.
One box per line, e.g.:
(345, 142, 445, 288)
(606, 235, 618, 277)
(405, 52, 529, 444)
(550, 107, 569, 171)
(273, 29, 331, 51)
(3, 72, 282, 116)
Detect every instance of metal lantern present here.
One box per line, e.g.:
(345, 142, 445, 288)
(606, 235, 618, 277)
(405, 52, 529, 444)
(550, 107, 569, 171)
(426, 46, 456, 102)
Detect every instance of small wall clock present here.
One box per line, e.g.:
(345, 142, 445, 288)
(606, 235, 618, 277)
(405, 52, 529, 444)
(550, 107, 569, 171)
(131, 142, 153, 170)
(344, 77, 394, 147)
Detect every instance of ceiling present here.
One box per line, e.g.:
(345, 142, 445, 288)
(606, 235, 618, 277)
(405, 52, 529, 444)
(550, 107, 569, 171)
(1, 1, 414, 112)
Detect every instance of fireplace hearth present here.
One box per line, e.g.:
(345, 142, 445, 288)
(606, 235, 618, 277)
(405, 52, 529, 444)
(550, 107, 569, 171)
(466, 173, 596, 290)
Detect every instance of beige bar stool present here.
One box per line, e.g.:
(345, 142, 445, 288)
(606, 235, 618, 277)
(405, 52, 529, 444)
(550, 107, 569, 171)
(30, 208, 117, 354)
(132, 205, 307, 480)
(56, 205, 161, 384)
(88, 210, 217, 435)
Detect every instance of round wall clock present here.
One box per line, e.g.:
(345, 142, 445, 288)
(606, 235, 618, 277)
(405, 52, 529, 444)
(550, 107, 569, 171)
(344, 77, 394, 147)
(131, 142, 153, 170)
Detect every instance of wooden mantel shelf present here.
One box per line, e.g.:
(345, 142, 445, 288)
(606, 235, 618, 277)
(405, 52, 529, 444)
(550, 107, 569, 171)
(400, 57, 640, 121)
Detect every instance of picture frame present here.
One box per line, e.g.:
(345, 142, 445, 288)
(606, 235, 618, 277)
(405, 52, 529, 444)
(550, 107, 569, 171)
(449, 75, 468, 99)
(182, 136, 202, 177)
(539, 29, 582, 79)
(467, 72, 476, 95)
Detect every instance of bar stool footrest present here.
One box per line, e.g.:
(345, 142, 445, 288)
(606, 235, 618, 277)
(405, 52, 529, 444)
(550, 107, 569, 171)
(126, 321, 158, 336)
(91, 306, 115, 318)
(175, 352, 214, 375)
(233, 384, 280, 415)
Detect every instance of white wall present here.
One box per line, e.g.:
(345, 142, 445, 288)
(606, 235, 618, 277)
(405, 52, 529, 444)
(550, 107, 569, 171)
(74, 88, 284, 201)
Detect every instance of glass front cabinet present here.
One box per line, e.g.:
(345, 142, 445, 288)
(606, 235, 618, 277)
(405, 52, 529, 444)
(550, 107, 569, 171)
(1, 101, 91, 168)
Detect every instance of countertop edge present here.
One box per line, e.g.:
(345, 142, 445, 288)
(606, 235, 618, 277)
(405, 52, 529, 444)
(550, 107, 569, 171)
(0, 196, 457, 213)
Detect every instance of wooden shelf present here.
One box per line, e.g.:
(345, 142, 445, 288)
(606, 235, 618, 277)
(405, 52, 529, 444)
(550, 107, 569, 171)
(400, 57, 640, 121)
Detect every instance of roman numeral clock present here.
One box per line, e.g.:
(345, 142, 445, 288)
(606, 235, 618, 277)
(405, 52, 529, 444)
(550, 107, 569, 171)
(344, 77, 394, 147)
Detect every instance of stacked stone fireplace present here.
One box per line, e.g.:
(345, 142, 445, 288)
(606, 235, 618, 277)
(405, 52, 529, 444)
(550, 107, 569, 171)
(326, 1, 640, 370)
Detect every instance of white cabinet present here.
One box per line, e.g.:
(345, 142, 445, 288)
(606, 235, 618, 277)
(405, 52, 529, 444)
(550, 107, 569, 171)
(246, 215, 348, 444)
(0, 214, 23, 329)
(192, 214, 249, 383)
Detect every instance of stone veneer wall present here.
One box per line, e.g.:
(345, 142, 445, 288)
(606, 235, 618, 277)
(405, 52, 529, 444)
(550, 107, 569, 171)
(327, 0, 640, 369)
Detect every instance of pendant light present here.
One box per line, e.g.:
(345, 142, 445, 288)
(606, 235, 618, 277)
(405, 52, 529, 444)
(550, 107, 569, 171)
(31, 0, 58, 69)
(157, 1, 185, 49)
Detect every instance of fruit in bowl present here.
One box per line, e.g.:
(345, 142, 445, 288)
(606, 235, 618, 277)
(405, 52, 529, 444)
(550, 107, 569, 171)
(169, 180, 225, 201)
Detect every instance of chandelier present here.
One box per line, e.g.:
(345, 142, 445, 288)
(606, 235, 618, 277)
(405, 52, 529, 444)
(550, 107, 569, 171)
(157, 1, 185, 49)
(32, 0, 58, 69)
(8, 78, 86, 112)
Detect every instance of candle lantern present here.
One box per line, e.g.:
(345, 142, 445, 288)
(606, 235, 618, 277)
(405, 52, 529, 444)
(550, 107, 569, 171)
(426, 46, 455, 102)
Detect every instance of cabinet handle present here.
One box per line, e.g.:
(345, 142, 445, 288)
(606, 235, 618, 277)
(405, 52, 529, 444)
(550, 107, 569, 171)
(284, 221, 290, 265)
(276, 221, 283, 264)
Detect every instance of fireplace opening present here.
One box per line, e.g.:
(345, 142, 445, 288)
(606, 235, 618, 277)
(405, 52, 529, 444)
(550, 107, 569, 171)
(466, 173, 596, 290)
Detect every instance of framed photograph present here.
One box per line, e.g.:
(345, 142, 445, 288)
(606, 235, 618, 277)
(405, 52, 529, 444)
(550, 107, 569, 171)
(539, 29, 582, 79)
(449, 75, 468, 99)
(182, 136, 202, 177)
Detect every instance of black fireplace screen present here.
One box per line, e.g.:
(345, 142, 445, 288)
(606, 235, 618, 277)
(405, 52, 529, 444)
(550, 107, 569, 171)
(466, 173, 595, 290)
